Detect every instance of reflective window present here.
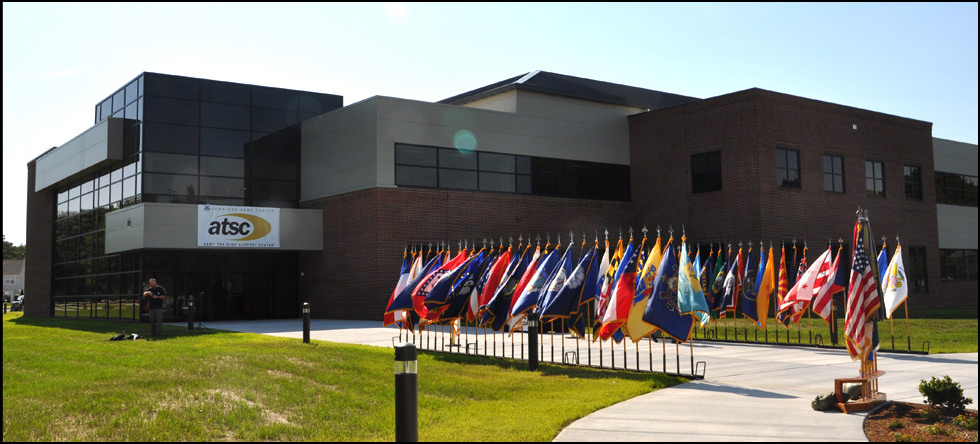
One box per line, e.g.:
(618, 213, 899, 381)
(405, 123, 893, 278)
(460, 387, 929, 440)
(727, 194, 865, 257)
(143, 97, 199, 126)
(200, 156, 245, 177)
(395, 144, 437, 167)
(904, 165, 922, 200)
(98, 187, 110, 206)
(125, 102, 139, 120)
(143, 152, 199, 175)
(201, 80, 250, 106)
(935, 172, 977, 207)
(123, 162, 137, 178)
(691, 151, 722, 193)
(396, 165, 437, 187)
(940, 249, 978, 280)
(80, 192, 93, 211)
(142, 122, 199, 155)
(110, 168, 123, 183)
(439, 169, 478, 190)
(201, 102, 250, 130)
(110, 182, 122, 207)
(516, 156, 531, 175)
(823, 155, 845, 193)
(113, 90, 125, 112)
(865, 160, 885, 197)
(123, 176, 137, 199)
(479, 172, 516, 192)
(253, 87, 297, 110)
(777, 148, 801, 188)
(201, 128, 249, 158)
(479, 152, 515, 173)
(125, 80, 139, 105)
(143, 73, 199, 100)
(200, 176, 244, 198)
(298, 92, 342, 114)
(440, 149, 477, 170)
(100, 99, 112, 121)
(142, 173, 198, 197)
(81, 179, 94, 194)
(249, 179, 296, 201)
(252, 108, 297, 133)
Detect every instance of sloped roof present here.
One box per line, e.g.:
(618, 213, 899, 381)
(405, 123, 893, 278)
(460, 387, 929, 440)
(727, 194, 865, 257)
(439, 71, 701, 110)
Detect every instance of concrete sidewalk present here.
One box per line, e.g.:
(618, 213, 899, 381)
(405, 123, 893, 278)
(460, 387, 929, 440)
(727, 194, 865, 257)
(176, 319, 979, 442)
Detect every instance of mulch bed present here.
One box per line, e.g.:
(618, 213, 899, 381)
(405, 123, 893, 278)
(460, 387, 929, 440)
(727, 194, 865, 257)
(864, 401, 978, 442)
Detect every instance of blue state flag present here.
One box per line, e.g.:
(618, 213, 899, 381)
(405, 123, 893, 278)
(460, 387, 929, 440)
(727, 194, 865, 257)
(876, 244, 889, 287)
(539, 245, 579, 321)
(740, 248, 758, 321)
(440, 250, 489, 320)
(481, 250, 527, 329)
(678, 242, 711, 327)
(641, 241, 695, 342)
(387, 253, 442, 312)
(510, 248, 562, 317)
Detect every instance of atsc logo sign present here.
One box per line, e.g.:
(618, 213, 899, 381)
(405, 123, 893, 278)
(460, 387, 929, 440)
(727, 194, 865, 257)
(198, 205, 280, 248)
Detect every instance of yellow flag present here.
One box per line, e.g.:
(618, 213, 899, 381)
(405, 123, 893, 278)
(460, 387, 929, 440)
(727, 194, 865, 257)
(625, 237, 662, 341)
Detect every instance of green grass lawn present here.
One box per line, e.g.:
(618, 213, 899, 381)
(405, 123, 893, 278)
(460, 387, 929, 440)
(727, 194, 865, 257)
(2, 313, 684, 442)
(693, 305, 979, 354)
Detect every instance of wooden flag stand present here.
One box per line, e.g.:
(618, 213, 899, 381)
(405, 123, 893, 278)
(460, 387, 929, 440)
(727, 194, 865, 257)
(833, 361, 886, 413)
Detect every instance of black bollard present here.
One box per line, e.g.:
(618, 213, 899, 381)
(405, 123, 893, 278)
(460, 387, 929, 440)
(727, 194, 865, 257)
(187, 295, 195, 330)
(302, 302, 311, 344)
(394, 342, 418, 442)
(528, 311, 540, 371)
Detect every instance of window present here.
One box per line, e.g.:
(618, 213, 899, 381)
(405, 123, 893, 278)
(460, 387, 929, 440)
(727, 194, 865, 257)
(906, 247, 928, 292)
(865, 160, 885, 197)
(940, 249, 978, 280)
(394, 143, 628, 200)
(777, 149, 800, 188)
(823, 155, 844, 193)
(691, 151, 722, 194)
(935, 172, 978, 207)
(904, 165, 922, 200)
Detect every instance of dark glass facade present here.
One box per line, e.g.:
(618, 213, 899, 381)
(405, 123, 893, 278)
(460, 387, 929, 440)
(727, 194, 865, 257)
(394, 143, 630, 201)
(52, 73, 341, 321)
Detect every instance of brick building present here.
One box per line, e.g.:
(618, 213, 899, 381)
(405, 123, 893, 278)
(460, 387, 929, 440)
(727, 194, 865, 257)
(24, 71, 977, 322)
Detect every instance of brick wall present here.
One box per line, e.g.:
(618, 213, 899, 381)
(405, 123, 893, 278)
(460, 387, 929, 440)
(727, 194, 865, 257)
(629, 88, 971, 306)
(24, 160, 53, 316)
(300, 188, 633, 320)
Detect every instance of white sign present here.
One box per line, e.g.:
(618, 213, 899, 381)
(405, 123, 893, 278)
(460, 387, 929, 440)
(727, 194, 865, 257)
(198, 205, 280, 248)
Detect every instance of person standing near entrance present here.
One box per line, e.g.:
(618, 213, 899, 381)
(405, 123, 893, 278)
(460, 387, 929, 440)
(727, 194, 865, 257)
(143, 278, 167, 337)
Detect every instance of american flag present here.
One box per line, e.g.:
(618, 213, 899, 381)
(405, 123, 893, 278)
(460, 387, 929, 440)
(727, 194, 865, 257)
(844, 220, 881, 361)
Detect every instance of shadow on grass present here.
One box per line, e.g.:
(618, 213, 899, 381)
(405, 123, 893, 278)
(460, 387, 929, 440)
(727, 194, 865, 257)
(422, 349, 687, 387)
(6, 315, 227, 340)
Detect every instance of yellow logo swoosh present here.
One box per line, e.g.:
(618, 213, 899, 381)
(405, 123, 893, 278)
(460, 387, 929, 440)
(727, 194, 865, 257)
(221, 213, 272, 241)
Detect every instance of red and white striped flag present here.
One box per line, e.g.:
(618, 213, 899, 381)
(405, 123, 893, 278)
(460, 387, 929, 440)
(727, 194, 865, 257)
(844, 220, 881, 361)
(811, 246, 842, 324)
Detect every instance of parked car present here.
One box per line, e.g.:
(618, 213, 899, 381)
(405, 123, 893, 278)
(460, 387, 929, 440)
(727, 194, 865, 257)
(11, 295, 24, 312)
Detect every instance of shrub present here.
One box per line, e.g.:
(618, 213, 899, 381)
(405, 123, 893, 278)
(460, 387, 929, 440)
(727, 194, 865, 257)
(925, 424, 950, 436)
(952, 414, 979, 430)
(920, 409, 942, 422)
(918, 375, 973, 414)
(887, 419, 905, 430)
(891, 432, 912, 442)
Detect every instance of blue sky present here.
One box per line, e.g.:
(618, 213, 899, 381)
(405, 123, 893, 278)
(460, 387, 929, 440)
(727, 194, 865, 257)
(3, 2, 977, 245)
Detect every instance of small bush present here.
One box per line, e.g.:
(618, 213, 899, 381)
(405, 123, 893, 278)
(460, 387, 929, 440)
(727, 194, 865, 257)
(925, 424, 950, 436)
(892, 432, 912, 442)
(887, 419, 905, 430)
(920, 409, 942, 422)
(952, 414, 979, 430)
(919, 375, 974, 414)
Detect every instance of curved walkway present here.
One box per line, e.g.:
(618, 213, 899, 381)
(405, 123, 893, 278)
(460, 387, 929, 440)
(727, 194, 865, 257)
(178, 319, 978, 442)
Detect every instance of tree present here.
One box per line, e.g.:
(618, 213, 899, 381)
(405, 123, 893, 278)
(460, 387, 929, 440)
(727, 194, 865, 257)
(3, 235, 26, 260)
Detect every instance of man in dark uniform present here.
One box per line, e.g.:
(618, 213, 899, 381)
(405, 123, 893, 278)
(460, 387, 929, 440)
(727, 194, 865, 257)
(143, 278, 167, 337)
